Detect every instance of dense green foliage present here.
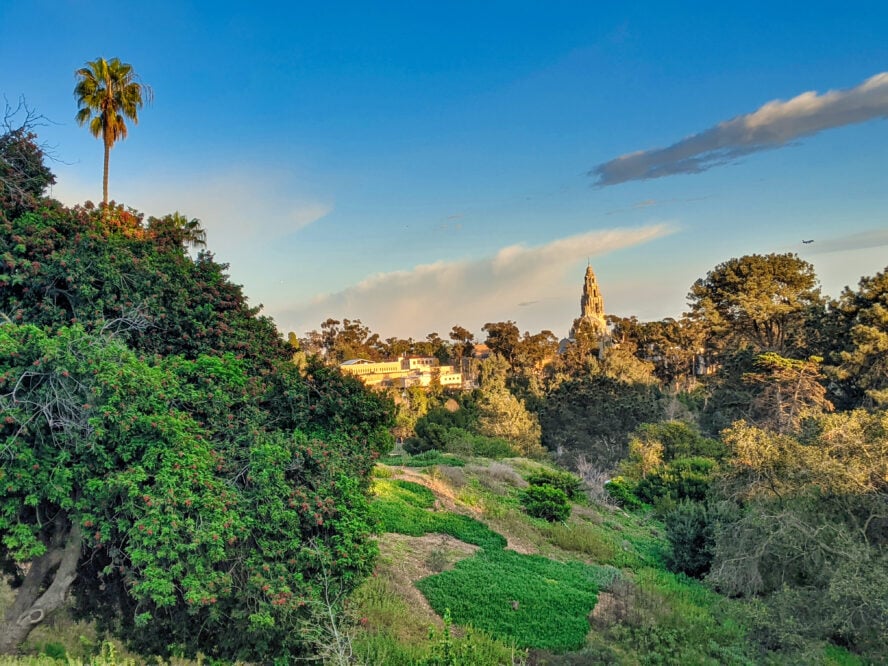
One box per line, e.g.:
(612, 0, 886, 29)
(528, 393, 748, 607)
(539, 375, 663, 467)
(403, 380, 533, 459)
(0, 152, 395, 658)
(405, 403, 516, 460)
(830, 267, 888, 408)
(520, 485, 571, 522)
(525, 468, 583, 500)
(0, 203, 291, 368)
(688, 252, 823, 355)
(0, 320, 392, 659)
(663, 501, 732, 577)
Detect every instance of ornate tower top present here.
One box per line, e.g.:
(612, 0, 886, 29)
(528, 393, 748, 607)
(571, 264, 607, 338)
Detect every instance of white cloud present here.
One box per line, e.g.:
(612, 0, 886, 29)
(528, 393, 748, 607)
(279, 223, 674, 338)
(591, 72, 888, 185)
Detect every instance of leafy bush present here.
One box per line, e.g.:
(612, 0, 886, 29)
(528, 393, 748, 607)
(604, 476, 645, 510)
(633, 421, 727, 462)
(526, 469, 583, 500)
(404, 435, 436, 455)
(634, 456, 716, 507)
(539, 375, 664, 467)
(0, 202, 395, 659)
(521, 485, 571, 522)
(467, 435, 516, 459)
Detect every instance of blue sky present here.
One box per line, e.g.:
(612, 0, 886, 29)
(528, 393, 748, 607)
(2, 2, 887, 339)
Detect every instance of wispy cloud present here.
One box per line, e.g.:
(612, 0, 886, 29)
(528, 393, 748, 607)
(804, 228, 888, 254)
(52, 166, 332, 248)
(280, 224, 674, 338)
(591, 72, 888, 186)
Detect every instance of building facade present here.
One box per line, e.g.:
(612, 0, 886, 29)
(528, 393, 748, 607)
(340, 356, 463, 389)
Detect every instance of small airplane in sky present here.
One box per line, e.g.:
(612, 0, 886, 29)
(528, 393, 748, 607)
(802, 239, 814, 244)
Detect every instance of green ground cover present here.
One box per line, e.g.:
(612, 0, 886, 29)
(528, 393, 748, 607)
(418, 549, 617, 652)
(369, 474, 620, 652)
(370, 479, 506, 550)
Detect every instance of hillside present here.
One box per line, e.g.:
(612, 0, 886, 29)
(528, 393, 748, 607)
(1, 451, 872, 666)
(345, 454, 863, 666)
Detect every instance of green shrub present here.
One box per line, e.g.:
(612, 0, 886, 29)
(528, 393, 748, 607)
(664, 500, 736, 578)
(604, 476, 645, 510)
(404, 435, 436, 455)
(521, 485, 571, 522)
(469, 435, 516, 459)
(41, 643, 66, 661)
(526, 469, 583, 499)
(634, 456, 716, 507)
(633, 421, 728, 462)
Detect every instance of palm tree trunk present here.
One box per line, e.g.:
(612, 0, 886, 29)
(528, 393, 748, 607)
(102, 136, 110, 207)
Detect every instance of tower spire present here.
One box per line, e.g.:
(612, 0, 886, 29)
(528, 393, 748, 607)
(570, 264, 607, 338)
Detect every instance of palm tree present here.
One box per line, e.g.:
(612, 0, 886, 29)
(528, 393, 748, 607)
(74, 57, 151, 206)
(147, 211, 207, 250)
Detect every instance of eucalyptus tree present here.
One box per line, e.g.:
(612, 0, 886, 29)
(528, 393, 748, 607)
(74, 57, 151, 206)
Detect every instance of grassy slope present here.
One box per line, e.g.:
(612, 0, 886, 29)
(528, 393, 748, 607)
(353, 457, 865, 666)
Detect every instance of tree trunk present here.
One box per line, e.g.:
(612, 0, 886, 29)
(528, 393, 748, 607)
(102, 135, 110, 207)
(0, 524, 82, 655)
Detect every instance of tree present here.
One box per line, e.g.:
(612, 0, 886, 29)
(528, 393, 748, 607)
(482, 321, 520, 366)
(474, 354, 543, 456)
(743, 352, 832, 433)
(539, 375, 663, 469)
(636, 317, 703, 386)
(556, 317, 604, 376)
(1, 99, 55, 220)
(513, 330, 559, 379)
(706, 413, 888, 659)
(0, 324, 392, 658)
(449, 325, 475, 362)
(829, 267, 888, 408)
(688, 253, 823, 356)
(0, 201, 292, 370)
(0, 180, 395, 657)
(74, 57, 152, 206)
(146, 211, 207, 250)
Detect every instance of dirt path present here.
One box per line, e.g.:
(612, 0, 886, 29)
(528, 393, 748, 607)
(376, 532, 479, 628)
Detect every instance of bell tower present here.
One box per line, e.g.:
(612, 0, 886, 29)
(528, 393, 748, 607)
(570, 264, 607, 338)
